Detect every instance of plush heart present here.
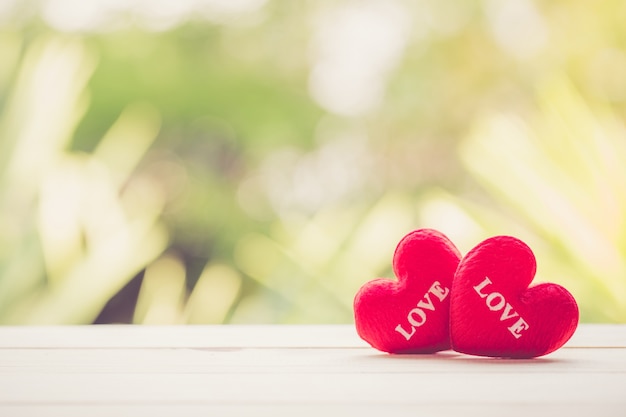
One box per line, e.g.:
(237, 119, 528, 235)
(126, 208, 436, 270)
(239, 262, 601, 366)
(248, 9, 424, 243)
(354, 229, 462, 353)
(450, 236, 579, 358)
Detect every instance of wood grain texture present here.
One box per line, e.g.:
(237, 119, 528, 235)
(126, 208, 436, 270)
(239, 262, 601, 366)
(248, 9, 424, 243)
(0, 324, 625, 417)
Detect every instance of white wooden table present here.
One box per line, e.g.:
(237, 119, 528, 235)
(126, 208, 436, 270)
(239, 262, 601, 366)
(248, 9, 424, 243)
(0, 325, 625, 416)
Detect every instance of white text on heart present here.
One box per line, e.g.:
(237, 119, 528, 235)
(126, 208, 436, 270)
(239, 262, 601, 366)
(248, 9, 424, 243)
(394, 281, 450, 341)
(473, 276, 530, 339)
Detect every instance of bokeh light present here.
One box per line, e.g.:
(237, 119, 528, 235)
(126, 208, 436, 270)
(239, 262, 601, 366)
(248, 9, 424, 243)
(1, 0, 625, 324)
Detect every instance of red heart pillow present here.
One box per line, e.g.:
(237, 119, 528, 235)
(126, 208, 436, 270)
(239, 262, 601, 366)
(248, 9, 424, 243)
(354, 229, 462, 353)
(450, 236, 579, 358)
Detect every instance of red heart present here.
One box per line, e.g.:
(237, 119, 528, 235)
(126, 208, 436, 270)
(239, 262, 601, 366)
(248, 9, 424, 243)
(353, 229, 461, 353)
(450, 236, 579, 358)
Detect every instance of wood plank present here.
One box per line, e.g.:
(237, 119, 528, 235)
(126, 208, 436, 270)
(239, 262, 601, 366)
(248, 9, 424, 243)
(0, 325, 367, 348)
(1, 370, 624, 405)
(566, 324, 626, 348)
(0, 324, 624, 348)
(0, 325, 624, 416)
(0, 346, 625, 375)
(1, 367, 624, 402)
(0, 404, 624, 417)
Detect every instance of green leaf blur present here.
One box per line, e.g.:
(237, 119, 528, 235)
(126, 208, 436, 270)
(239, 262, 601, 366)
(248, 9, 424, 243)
(0, 0, 625, 324)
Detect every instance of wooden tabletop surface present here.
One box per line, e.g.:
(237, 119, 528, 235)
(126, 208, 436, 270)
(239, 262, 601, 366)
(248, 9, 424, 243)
(0, 324, 625, 416)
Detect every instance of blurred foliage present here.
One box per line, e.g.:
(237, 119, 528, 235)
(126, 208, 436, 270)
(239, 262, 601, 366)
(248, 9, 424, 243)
(0, 0, 625, 324)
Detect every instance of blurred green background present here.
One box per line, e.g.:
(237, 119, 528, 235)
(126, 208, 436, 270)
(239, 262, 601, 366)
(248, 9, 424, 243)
(1, 0, 625, 325)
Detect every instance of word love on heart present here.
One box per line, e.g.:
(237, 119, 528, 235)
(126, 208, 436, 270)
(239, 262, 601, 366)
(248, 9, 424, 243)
(394, 281, 450, 341)
(472, 276, 529, 339)
(354, 230, 579, 359)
